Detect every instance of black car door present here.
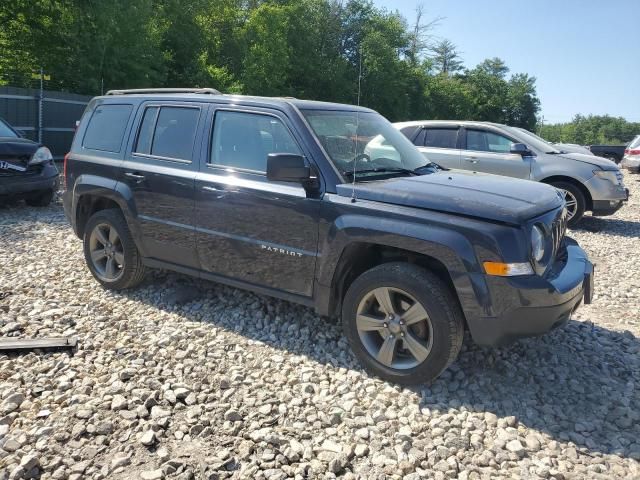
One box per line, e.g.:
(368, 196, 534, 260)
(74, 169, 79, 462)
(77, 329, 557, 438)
(194, 107, 320, 297)
(121, 102, 206, 268)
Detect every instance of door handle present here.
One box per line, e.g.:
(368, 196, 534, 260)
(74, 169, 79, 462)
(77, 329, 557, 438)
(125, 172, 145, 180)
(202, 185, 221, 193)
(464, 157, 479, 164)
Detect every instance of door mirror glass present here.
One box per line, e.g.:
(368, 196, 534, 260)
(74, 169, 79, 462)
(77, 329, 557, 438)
(266, 153, 310, 183)
(510, 142, 532, 156)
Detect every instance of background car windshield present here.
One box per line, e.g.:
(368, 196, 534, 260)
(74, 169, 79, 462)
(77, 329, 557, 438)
(507, 126, 560, 153)
(301, 110, 427, 177)
(629, 135, 640, 148)
(0, 119, 18, 138)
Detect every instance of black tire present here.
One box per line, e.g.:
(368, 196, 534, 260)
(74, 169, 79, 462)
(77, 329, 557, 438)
(342, 262, 464, 385)
(83, 209, 146, 290)
(25, 190, 53, 207)
(549, 181, 586, 227)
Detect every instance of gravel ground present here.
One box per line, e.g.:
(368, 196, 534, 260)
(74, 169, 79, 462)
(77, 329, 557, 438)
(0, 175, 639, 480)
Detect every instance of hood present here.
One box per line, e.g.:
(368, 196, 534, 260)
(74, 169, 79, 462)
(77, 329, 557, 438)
(0, 137, 40, 164)
(554, 143, 594, 156)
(553, 151, 618, 170)
(337, 170, 563, 225)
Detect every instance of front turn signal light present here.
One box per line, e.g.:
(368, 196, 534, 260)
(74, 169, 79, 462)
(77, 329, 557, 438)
(483, 261, 533, 277)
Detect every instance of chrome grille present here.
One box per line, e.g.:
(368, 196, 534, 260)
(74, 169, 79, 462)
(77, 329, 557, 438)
(0, 164, 42, 177)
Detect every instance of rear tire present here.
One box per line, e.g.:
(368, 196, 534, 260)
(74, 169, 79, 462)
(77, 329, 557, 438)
(550, 181, 585, 227)
(25, 190, 53, 207)
(83, 209, 146, 290)
(342, 262, 464, 385)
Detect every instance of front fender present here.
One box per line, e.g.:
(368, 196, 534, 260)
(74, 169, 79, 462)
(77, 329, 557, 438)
(313, 213, 492, 322)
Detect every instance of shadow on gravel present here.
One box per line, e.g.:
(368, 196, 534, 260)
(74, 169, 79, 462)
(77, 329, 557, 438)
(573, 216, 640, 238)
(119, 271, 640, 461)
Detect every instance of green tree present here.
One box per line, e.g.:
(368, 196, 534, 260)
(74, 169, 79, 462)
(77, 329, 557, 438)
(430, 39, 463, 75)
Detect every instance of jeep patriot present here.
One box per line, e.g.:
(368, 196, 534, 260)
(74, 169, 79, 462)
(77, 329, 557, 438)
(63, 88, 594, 384)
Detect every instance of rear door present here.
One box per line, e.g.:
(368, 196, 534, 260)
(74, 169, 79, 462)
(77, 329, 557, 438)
(121, 102, 206, 268)
(412, 126, 461, 168)
(461, 128, 531, 179)
(194, 106, 320, 297)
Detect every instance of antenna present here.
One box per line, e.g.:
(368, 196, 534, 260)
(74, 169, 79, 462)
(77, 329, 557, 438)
(351, 46, 363, 203)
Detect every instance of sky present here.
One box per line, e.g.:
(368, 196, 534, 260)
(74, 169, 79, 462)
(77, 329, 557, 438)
(373, 0, 640, 124)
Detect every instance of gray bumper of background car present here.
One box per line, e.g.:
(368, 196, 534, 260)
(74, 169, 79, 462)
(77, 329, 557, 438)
(584, 175, 628, 215)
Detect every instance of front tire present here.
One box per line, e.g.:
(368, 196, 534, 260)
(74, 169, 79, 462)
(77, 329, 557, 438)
(342, 263, 464, 385)
(550, 181, 586, 227)
(83, 209, 146, 290)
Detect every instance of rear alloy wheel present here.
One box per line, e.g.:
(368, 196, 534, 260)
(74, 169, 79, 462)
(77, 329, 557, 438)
(83, 209, 146, 290)
(550, 181, 586, 227)
(342, 263, 464, 385)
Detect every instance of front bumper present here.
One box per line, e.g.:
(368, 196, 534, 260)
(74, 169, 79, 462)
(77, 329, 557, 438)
(468, 237, 593, 346)
(0, 163, 59, 197)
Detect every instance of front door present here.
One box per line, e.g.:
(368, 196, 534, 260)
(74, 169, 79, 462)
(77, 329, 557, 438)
(120, 102, 206, 268)
(195, 107, 320, 297)
(461, 128, 532, 179)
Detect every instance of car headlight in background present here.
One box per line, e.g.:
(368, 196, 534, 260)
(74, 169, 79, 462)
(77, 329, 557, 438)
(531, 224, 545, 263)
(29, 146, 53, 165)
(593, 169, 621, 185)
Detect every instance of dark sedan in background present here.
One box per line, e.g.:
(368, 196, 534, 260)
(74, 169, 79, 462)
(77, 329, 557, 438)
(0, 117, 59, 206)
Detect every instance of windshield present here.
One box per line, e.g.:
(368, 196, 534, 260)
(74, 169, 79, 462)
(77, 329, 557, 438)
(508, 126, 560, 154)
(301, 110, 428, 179)
(629, 135, 640, 149)
(0, 119, 18, 138)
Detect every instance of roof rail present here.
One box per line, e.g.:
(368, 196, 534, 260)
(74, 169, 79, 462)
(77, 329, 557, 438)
(105, 88, 221, 96)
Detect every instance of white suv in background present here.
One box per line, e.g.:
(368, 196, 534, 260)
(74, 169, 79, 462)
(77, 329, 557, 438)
(395, 120, 628, 226)
(621, 135, 640, 173)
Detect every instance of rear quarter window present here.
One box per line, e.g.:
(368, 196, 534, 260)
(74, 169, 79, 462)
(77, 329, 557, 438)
(82, 104, 133, 152)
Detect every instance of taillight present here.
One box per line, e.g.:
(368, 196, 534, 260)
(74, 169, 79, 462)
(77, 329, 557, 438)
(63, 152, 70, 190)
(625, 149, 640, 156)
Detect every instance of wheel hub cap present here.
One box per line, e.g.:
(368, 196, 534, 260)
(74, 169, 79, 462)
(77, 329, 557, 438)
(356, 286, 433, 370)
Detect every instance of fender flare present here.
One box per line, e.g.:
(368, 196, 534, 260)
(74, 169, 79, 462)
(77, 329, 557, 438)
(71, 175, 147, 255)
(313, 214, 491, 321)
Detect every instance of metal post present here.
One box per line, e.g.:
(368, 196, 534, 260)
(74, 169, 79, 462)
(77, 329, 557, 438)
(38, 67, 44, 143)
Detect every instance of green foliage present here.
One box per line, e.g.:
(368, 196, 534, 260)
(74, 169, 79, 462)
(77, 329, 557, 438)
(540, 115, 640, 145)
(0, 0, 541, 129)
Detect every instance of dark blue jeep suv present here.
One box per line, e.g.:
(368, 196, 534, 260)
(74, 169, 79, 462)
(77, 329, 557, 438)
(62, 88, 593, 384)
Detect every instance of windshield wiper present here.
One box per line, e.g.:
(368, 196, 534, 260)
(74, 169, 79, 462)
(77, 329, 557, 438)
(413, 162, 447, 172)
(342, 167, 417, 179)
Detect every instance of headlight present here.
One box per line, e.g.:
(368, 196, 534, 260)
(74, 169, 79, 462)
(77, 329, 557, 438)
(593, 169, 620, 185)
(29, 146, 53, 165)
(531, 224, 545, 263)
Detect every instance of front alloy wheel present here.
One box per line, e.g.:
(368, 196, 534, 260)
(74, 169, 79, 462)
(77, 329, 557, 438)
(342, 263, 464, 385)
(356, 287, 433, 370)
(550, 181, 586, 227)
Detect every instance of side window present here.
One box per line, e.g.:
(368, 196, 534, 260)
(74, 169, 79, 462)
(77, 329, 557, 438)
(467, 130, 513, 153)
(134, 106, 200, 161)
(424, 128, 458, 149)
(413, 128, 426, 147)
(83, 104, 133, 152)
(211, 111, 301, 173)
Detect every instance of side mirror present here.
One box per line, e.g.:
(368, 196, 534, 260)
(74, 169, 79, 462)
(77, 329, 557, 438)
(510, 142, 533, 156)
(266, 153, 310, 183)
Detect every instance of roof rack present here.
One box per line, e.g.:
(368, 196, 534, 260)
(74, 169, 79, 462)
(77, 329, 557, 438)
(105, 88, 221, 96)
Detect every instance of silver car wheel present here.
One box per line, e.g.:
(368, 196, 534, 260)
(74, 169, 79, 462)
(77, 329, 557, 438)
(561, 189, 578, 220)
(89, 223, 125, 282)
(356, 286, 433, 370)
